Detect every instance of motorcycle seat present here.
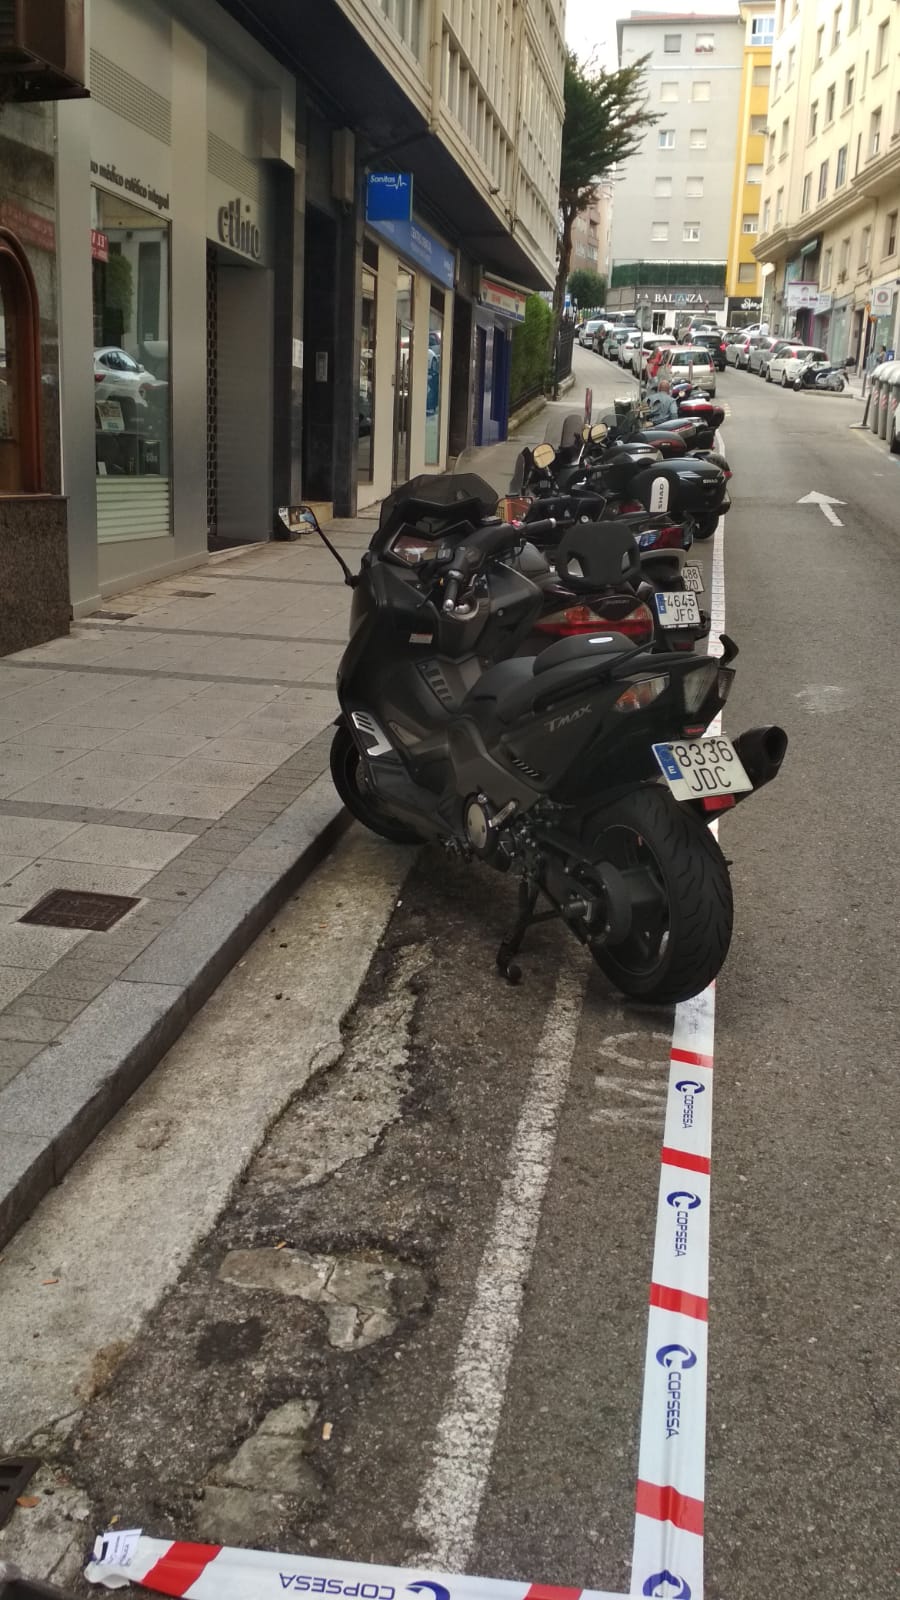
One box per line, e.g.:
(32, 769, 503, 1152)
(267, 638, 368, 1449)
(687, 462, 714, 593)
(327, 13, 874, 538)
(462, 634, 628, 731)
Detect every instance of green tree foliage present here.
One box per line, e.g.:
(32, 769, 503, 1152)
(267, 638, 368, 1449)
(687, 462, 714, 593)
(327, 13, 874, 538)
(567, 268, 608, 312)
(510, 294, 552, 408)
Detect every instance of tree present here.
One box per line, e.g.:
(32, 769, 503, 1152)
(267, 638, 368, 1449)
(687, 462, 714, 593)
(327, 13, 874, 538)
(549, 53, 659, 387)
(567, 268, 607, 313)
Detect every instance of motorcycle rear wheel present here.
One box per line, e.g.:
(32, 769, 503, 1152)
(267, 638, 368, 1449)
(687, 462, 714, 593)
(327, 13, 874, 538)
(330, 723, 422, 845)
(691, 512, 719, 540)
(583, 786, 733, 1005)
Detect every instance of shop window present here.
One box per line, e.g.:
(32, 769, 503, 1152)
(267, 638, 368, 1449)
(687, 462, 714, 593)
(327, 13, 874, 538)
(0, 228, 43, 495)
(358, 241, 378, 482)
(92, 190, 171, 543)
(425, 285, 444, 466)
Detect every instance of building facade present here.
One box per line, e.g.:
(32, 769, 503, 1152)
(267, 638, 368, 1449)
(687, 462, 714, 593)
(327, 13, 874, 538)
(753, 0, 900, 364)
(724, 2, 775, 324)
(571, 180, 614, 289)
(609, 10, 745, 327)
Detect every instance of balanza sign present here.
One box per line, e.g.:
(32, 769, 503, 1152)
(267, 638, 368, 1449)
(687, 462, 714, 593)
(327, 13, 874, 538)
(217, 195, 262, 260)
(651, 289, 724, 306)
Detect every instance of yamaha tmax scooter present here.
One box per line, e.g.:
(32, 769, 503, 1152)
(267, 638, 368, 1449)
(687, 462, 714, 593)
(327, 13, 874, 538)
(309, 476, 787, 1006)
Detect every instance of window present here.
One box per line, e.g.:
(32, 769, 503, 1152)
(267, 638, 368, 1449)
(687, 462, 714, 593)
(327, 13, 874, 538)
(835, 143, 848, 185)
(855, 131, 862, 173)
(844, 67, 855, 108)
(425, 286, 444, 466)
(815, 27, 824, 66)
(683, 222, 701, 241)
(825, 84, 836, 123)
(822, 246, 833, 285)
(850, 0, 860, 28)
(859, 224, 871, 266)
(742, 213, 759, 234)
(654, 176, 673, 197)
(787, 47, 796, 82)
(838, 236, 850, 277)
(358, 248, 377, 480)
(686, 176, 704, 197)
(762, 198, 771, 230)
(832, 6, 841, 51)
(885, 211, 898, 255)
(871, 107, 882, 156)
(801, 173, 812, 211)
(809, 102, 819, 138)
(876, 19, 889, 72)
(751, 113, 768, 135)
(695, 31, 715, 51)
(768, 131, 777, 166)
(738, 262, 757, 283)
(651, 221, 670, 241)
(818, 159, 830, 199)
(690, 127, 708, 148)
(747, 162, 763, 182)
(750, 15, 774, 43)
(773, 64, 781, 99)
(781, 118, 790, 155)
(776, 187, 784, 222)
(660, 81, 679, 101)
(0, 229, 43, 494)
(692, 80, 711, 101)
(895, 91, 900, 137)
(658, 128, 676, 148)
(752, 65, 770, 88)
(664, 32, 682, 51)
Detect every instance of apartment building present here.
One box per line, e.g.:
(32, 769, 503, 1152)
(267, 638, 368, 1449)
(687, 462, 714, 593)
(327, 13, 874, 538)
(608, 12, 744, 328)
(725, 2, 776, 324)
(571, 181, 615, 286)
(754, 0, 900, 363)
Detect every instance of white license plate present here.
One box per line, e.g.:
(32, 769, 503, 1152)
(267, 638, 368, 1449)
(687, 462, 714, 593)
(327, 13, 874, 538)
(652, 737, 753, 801)
(653, 590, 701, 628)
(682, 564, 704, 593)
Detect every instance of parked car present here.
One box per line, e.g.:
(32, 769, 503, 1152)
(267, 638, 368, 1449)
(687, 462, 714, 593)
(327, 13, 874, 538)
(748, 336, 793, 378)
(680, 321, 720, 343)
(724, 331, 750, 366)
(579, 318, 605, 347)
(690, 331, 728, 371)
(657, 345, 717, 395)
(94, 347, 164, 406)
(767, 344, 830, 386)
(619, 330, 643, 366)
(637, 335, 677, 377)
(602, 326, 631, 360)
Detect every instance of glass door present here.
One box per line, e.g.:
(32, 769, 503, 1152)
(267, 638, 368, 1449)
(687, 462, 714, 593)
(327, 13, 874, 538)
(392, 268, 414, 488)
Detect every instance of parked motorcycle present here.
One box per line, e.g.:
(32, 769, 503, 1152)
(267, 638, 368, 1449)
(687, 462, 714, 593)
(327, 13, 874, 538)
(312, 475, 787, 1004)
(792, 359, 847, 392)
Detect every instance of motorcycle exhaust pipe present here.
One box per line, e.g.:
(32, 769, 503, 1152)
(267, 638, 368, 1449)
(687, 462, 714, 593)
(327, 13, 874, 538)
(732, 725, 789, 793)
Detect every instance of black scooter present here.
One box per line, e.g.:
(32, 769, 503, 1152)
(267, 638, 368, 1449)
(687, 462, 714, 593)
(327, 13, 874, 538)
(309, 477, 787, 1005)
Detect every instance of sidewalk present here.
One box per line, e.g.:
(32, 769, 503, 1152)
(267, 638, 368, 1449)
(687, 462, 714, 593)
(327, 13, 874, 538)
(0, 520, 377, 1246)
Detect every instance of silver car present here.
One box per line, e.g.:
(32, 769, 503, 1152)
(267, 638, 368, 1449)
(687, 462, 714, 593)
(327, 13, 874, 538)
(748, 336, 792, 378)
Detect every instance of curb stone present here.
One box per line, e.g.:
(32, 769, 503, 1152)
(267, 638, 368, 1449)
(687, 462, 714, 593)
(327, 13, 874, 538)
(0, 773, 349, 1249)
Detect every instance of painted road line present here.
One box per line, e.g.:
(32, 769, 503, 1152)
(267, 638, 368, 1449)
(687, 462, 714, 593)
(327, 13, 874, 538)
(414, 966, 589, 1573)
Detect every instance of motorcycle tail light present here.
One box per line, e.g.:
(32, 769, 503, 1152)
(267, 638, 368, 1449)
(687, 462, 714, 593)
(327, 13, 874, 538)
(682, 660, 719, 712)
(702, 794, 736, 812)
(613, 674, 669, 714)
(717, 666, 735, 703)
(536, 602, 654, 642)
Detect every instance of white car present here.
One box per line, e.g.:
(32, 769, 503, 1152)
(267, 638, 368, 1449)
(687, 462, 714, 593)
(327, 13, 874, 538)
(767, 345, 829, 387)
(93, 347, 163, 407)
(578, 318, 604, 348)
(658, 345, 717, 395)
(619, 330, 643, 367)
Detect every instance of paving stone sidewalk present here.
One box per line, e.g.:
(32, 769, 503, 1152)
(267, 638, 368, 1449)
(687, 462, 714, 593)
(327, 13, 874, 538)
(0, 519, 377, 1245)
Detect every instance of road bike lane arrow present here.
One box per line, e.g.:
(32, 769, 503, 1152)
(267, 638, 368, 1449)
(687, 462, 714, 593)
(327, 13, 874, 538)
(796, 490, 846, 526)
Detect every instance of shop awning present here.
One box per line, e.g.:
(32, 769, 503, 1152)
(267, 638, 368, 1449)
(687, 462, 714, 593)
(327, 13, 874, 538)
(800, 237, 820, 257)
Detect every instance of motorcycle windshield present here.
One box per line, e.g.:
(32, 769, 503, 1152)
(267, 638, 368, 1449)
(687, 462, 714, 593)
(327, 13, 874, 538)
(377, 471, 499, 536)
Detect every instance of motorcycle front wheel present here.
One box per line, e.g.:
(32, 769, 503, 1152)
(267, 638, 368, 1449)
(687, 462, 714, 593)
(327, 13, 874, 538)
(582, 786, 733, 1004)
(330, 723, 422, 845)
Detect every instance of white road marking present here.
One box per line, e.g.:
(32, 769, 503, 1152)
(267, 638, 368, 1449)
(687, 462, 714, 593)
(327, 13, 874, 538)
(796, 489, 846, 526)
(414, 965, 588, 1572)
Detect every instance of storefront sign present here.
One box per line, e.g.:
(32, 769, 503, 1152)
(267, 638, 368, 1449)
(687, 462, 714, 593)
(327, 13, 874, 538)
(91, 229, 109, 262)
(366, 214, 455, 290)
(479, 277, 527, 321)
(872, 283, 894, 315)
(648, 288, 725, 308)
(814, 290, 833, 314)
(217, 195, 262, 261)
(90, 160, 170, 212)
(0, 200, 56, 252)
(366, 172, 412, 222)
(786, 281, 818, 309)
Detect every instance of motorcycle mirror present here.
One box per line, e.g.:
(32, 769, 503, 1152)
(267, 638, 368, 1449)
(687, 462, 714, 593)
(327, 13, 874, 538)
(590, 423, 608, 443)
(532, 443, 557, 469)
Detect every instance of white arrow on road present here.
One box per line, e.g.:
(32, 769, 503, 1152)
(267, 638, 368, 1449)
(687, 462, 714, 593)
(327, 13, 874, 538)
(797, 490, 847, 527)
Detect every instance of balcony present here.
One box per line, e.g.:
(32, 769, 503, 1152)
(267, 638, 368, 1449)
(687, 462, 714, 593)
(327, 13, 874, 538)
(0, 0, 88, 101)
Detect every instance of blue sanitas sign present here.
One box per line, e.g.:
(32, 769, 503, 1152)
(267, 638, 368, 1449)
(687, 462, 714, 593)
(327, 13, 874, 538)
(366, 171, 413, 222)
(365, 213, 456, 291)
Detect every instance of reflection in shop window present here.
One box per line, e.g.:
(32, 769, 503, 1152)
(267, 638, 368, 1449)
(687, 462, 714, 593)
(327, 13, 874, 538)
(358, 245, 377, 480)
(425, 286, 444, 466)
(92, 189, 171, 543)
(0, 229, 43, 494)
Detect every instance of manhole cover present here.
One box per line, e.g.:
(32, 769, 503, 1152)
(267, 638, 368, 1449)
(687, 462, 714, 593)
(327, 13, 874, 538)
(20, 889, 140, 932)
(0, 1457, 40, 1530)
(173, 589, 215, 598)
(92, 609, 136, 621)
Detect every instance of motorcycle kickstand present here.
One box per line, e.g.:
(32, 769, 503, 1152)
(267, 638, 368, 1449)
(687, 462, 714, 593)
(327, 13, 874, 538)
(496, 879, 560, 985)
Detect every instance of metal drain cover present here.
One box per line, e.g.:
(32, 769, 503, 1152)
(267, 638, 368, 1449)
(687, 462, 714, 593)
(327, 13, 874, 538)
(20, 889, 140, 932)
(92, 609, 136, 621)
(0, 1456, 40, 1530)
(173, 589, 215, 598)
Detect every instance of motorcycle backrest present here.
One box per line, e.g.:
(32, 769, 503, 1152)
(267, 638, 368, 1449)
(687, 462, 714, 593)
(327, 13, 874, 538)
(554, 521, 642, 592)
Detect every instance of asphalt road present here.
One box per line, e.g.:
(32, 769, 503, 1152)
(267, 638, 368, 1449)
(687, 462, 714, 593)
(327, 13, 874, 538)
(2, 345, 898, 1600)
